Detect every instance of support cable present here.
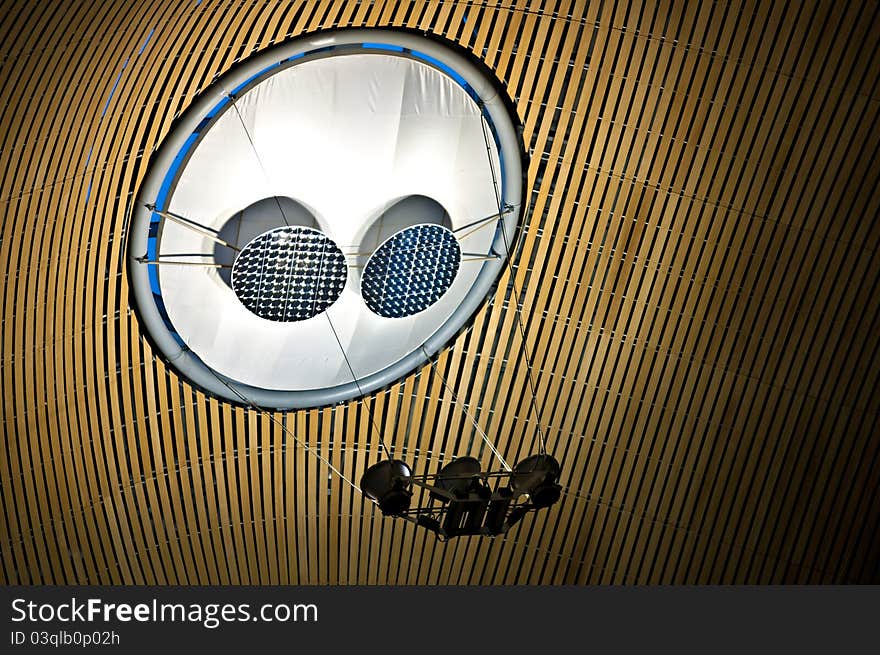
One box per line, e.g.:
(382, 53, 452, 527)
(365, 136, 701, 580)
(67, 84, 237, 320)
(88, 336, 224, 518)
(478, 105, 547, 455)
(324, 314, 394, 461)
(420, 345, 510, 471)
(225, 90, 392, 473)
(201, 366, 361, 493)
(228, 94, 291, 227)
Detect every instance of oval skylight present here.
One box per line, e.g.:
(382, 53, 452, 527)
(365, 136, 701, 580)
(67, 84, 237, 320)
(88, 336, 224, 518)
(128, 29, 525, 408)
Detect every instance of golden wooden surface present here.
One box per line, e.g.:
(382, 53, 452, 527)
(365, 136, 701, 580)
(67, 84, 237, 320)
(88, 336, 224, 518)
(1, 0, 879, 584)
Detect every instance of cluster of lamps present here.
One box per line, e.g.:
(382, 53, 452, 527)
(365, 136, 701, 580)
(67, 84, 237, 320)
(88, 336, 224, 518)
(361, 453, 562, 540)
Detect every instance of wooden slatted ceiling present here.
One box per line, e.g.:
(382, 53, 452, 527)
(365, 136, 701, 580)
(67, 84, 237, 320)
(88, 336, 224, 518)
(1, 0, 879, 585)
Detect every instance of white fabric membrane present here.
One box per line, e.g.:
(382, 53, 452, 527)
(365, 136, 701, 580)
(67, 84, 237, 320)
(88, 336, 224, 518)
(159, 53, 501, 391)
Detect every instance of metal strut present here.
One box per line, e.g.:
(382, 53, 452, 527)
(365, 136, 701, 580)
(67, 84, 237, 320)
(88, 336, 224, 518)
(145, 204, 240, 251)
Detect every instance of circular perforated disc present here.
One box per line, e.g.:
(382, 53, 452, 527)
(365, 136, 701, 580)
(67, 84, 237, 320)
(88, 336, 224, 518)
(232, 226, 346, 322)
(361, 224, 461, 318)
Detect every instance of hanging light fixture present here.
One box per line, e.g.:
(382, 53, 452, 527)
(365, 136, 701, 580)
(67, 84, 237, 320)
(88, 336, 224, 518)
(360, 454, 562, 540)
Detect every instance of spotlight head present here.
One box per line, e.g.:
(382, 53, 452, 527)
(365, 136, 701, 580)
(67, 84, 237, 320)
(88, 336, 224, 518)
(360, 459, 413, 516)
(511, 454, 562, 509)
(432, 456, 485, 501)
